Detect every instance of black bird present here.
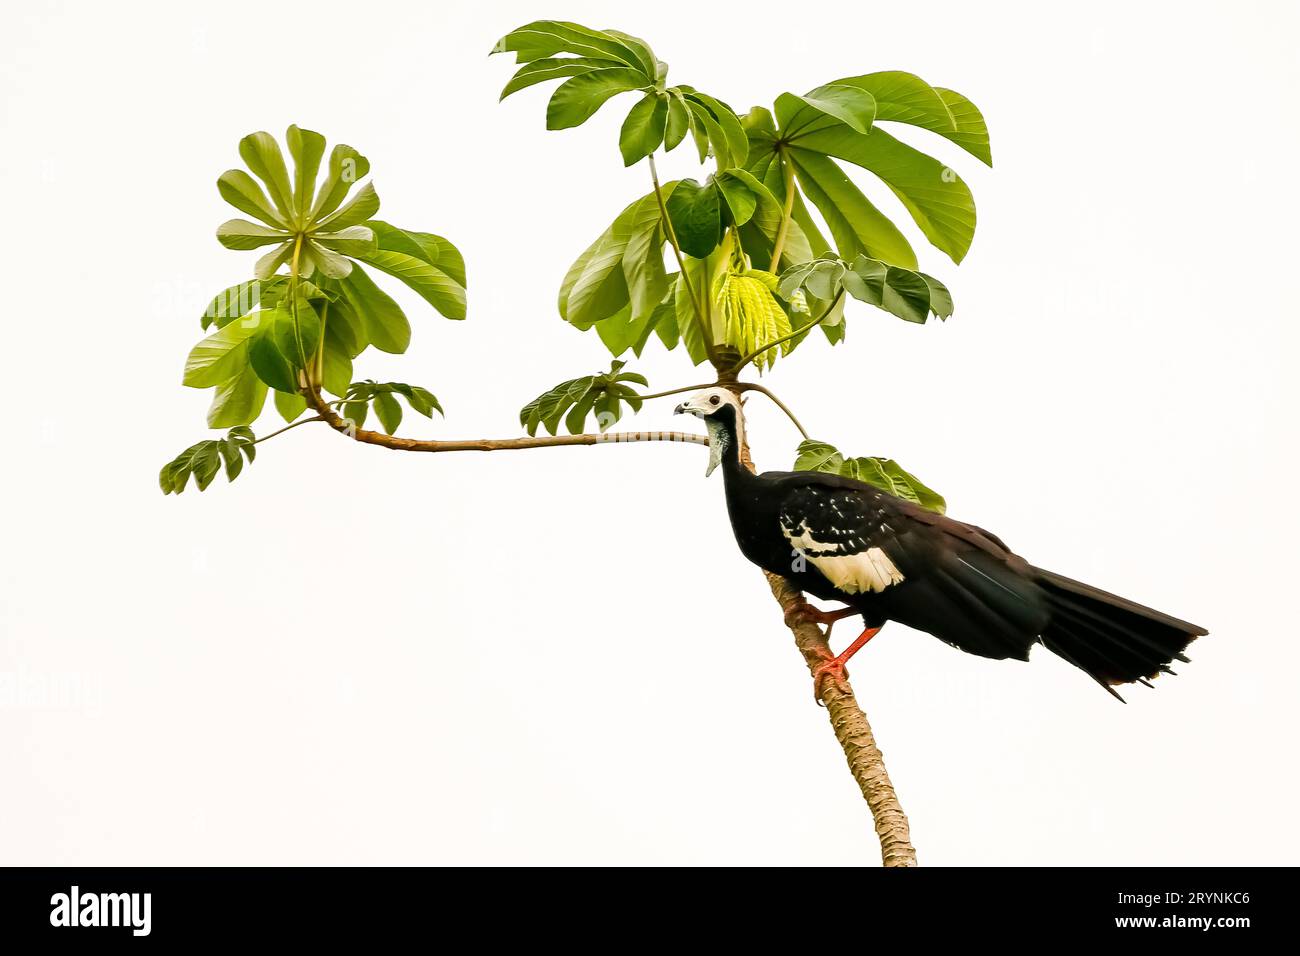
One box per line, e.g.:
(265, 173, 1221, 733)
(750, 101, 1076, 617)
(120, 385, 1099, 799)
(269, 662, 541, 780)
(675, 388, 1207, 702)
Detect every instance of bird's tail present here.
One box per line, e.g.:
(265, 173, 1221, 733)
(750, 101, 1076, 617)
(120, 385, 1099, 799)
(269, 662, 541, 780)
(1033, 567, 1207, 700)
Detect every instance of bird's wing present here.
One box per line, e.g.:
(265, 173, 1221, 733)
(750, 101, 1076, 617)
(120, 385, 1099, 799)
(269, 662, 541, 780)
(777, 484, 911, 595)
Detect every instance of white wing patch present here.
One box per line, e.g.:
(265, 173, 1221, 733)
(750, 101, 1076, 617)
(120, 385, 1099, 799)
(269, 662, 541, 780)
(783, 520, 905, 594)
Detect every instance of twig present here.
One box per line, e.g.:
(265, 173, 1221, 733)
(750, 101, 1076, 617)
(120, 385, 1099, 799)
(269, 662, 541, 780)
(252, 415, 325, 445)
(733, 383, 811, 440)
(304, 386, 707, 452)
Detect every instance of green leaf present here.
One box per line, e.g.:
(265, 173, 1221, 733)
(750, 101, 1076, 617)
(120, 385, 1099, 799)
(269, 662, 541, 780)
(217, 439, 244, 481)
(716, 171, 757, 226)
(665, 94, 690, 150)
(216, 219, 289, 251)
(238, 132, 296, 222)
(248, 307, 320, 392)
(373, 392, 402, 434)
(794, 122, 976, 264)
(311, 225, 376, 260)
(786, 148, 917, 267)
(558, 195, 647, 329)
(183, 319, 259, 388)
(207, 362, 268, 428)
(354, 247, 466, 320)
(161, 428, 260, 495)
(339, 263, 410, 353)
(493, 20, 649, 70)
(793, 439, 844, 472)
(595, 304, 649, 357)
(778, 83, 877, 137)
(217, 170, 288, 229)
(836, 71, 991, 165)
(342, 400, 368, 429)
(665, 178, 721, 258)
(200, 280, 263, 330)
(846, 256, 932, 324)
(919, 272, 953, 320)
(792, 440, 945, 513)
(620, 189, 670, 323)
(619, 92, 668, 166)
(320, 329, 353, 397)
(546, 68, 647, 130)
(675, 270, 710, 366)
(315, 181, 380, 232)
(253, 241, 294, 280)
(310, 144, 371, 222)
(518, 361, 643, 436)
(285, 124, 326, 217)
(500, 56, 624, 99)
(274, 389, 308, 423)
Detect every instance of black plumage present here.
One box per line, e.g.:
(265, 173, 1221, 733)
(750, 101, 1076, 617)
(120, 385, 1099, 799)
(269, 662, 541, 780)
(677, 393, 1206, 699)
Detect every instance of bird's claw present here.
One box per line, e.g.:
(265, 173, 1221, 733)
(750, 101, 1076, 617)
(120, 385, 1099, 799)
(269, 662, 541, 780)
(811, 657, 849, 705)
(784, 600, 834, 630)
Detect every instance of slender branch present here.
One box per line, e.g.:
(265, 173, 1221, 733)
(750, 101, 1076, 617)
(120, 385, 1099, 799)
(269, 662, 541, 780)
(304, 385, 707, 452)
(732, 383, 811, 440)
(769, 155, 796, 272)
(252, 415, 325, 445)
(732, 405, 915, 867)
(634, 382, 720, 402)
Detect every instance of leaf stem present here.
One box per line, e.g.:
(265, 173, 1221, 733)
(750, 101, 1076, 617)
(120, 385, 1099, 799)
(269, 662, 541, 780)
(633, 381, 721, 401)
(768, 155, 796, 271)
(250, 415, 326, 445)
(732, 382, 811, 440)
(648, 154, 716, 362)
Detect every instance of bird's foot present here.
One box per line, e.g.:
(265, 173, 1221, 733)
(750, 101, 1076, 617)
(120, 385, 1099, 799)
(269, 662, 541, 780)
(811, 657, 849, 705)
(784, 600, 856, 632)
(809, 625, 883, 705)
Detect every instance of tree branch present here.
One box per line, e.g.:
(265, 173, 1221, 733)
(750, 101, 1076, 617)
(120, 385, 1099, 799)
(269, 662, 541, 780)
(304, 387, 708, 452)
(764, 572, 917, 867)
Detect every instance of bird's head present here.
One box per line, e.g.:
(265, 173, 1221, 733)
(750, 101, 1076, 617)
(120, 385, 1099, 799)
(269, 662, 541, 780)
(674, 387, 744, 477)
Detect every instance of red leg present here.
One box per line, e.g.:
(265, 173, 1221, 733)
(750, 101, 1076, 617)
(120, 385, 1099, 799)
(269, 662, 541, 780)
(784, 599, 859, 641)
(812, 625, 883, 704)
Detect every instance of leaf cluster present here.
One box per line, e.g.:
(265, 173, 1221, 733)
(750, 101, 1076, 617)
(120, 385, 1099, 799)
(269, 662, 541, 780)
(159, 427, 257, 494)
(793, 440, 947, 514)
(519, 361, 647, 435)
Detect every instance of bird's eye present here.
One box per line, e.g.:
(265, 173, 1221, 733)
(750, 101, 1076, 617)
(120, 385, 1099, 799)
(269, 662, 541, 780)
(709, 395, 720, 406)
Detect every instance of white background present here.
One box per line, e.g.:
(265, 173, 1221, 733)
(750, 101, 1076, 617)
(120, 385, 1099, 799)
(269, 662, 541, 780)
(2, 0, 1296, 866)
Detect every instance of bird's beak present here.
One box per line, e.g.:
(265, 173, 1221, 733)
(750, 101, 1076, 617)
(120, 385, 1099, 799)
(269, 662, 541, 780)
(673, 401, 688, 415)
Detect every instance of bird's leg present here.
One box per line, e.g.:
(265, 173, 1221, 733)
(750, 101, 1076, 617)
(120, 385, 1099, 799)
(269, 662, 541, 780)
(812, 625, 883, 704)
(783, 599, 859, 641)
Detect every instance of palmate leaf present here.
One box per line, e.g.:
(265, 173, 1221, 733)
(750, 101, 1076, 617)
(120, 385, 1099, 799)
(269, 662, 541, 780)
(793, 440, 946, 514)
(341, 380, 443, 436)
(493, 21, 744, 169)
(160, 427, 258, 495)
(744, 70, 989, 266)
(519, 360, 647, 436)
(353, 220, 467, 320)
(779, 253, 953, 327)
(215, 128, 466, 324)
